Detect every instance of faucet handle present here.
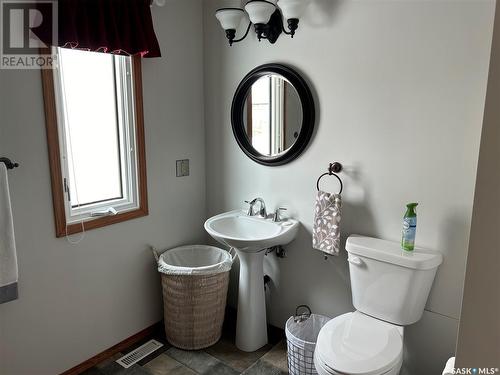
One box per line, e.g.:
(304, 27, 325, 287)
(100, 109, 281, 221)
(244, 200, 254, 216)
(273, 207, 287, 222)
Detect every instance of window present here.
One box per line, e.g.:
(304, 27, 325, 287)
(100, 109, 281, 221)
(246, 75, 288, 155)
(42, 48, 148, 237)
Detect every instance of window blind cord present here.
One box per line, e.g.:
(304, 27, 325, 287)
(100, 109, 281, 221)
(60, 52, 85, 245)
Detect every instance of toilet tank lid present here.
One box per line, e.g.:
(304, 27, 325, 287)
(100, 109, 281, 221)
(346, 235, 443, 270)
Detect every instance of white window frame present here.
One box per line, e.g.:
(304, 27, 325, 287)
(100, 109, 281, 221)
(270, 75, 285, 154)
(52, 48, 140, 224)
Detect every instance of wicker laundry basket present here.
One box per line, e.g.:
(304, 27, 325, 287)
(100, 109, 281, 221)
(153, 245, 234, 350)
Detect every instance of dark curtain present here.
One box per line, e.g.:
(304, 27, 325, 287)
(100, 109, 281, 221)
(38, 0, 161, 57)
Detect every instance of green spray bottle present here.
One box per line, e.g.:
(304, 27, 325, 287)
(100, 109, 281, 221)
(402, 203, 418, 251)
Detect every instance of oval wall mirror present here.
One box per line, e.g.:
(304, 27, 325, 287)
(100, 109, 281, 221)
(231, 64, 315, 166)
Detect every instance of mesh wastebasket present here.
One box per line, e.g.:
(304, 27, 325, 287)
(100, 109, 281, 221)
(286, 305, 331, 375)
(153, 245, 235, 350)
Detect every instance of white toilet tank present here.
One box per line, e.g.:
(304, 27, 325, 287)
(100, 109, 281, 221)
(346, 235, 443, 326)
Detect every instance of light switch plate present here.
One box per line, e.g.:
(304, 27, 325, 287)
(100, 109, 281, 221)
(176, 159, 189, 177)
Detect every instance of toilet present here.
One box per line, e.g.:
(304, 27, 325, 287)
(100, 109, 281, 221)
(314, 235, 443, 375)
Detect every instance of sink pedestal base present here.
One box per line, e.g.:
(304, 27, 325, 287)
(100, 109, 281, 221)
(235, 250, 267, 352)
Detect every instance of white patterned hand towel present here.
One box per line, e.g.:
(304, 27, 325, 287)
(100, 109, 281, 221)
(313, 190, 341, 255)
(0, 164, 18, 304)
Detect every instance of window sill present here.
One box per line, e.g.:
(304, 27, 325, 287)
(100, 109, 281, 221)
(56, 206, 148, 238)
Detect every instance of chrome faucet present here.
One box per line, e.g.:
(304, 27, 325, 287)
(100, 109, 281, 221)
(245, 198, 267, 218)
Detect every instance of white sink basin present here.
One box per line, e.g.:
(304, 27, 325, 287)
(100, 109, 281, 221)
(204, 209, 300, 352)
(204, 210, 299, 252)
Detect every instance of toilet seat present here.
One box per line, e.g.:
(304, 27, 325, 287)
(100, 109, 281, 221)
(314, 312, 403, 375)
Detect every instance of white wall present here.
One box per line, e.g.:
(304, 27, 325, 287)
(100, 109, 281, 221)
(0, 1, 205, 374)
(203, 1, 494, 374)
(456, 2, 500, 367)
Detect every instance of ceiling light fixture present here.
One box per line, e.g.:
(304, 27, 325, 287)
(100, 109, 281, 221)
(215, 0, 310, 46)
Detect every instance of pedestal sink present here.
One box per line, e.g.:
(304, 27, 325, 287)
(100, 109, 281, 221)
(204, 210, 299, 352)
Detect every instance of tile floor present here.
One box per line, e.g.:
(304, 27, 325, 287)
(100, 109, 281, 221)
(83, 314, 289, 375)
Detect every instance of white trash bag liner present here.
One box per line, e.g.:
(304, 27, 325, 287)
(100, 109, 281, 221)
(153, 245, 233, 276)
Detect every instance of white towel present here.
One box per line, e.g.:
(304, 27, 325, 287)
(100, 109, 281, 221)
(442, 357, 455, 375)
(0, 164, 18, 304)
(313, 190, 341, 256)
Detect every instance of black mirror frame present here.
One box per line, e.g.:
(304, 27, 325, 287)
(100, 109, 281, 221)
(231, 63, 315, 166)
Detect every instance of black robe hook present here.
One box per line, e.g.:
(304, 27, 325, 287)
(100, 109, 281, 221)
(0, 157, 19, 170)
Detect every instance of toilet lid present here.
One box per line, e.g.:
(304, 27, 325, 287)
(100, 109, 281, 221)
(316, 312, 403, 375)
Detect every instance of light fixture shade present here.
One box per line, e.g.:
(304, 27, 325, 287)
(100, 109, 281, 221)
(277, 0, 309, 20)
(245, 0, 276, 25)
(215, 8, 245, 30)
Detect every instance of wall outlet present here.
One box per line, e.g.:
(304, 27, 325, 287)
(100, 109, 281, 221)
(176, 159, 189, 177)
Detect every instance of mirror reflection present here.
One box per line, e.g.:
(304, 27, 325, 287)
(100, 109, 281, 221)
(243, 74, 303, 156)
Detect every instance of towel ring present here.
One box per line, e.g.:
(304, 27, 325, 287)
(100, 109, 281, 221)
(316, 162, 343, 194)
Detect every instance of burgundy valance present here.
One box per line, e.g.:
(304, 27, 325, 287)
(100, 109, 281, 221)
(39, 0, 161, 57)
